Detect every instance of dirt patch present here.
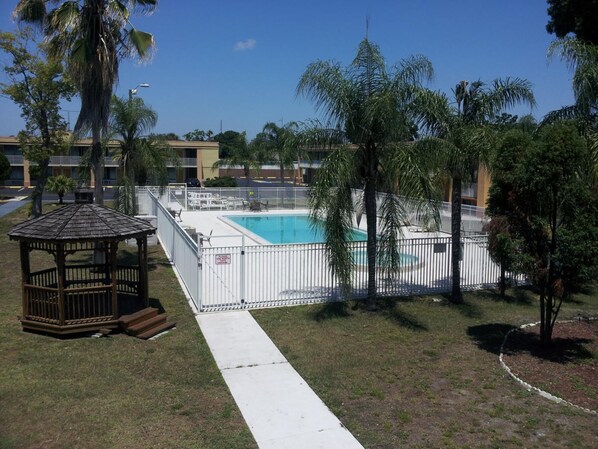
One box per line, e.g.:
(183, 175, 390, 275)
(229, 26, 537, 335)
(502, 320, 598, 411)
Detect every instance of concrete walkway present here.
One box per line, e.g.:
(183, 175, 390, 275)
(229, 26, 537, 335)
(0, 200, 27, 218)
(195, 310, 364, 449)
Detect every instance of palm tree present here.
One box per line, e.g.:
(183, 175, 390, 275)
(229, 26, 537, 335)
(546, 38, 598, 183)
(414, 78, 535, 303)
(109, 95, 178, 215)
(212, 132, 264, 187)
(14, 0, 156, 205)
(256, 121, 299, 184)
(297, 38, 440, 309)
(46, 174, 76, 204)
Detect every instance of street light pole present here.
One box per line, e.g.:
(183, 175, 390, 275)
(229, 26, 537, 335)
(128, 83, 150, 100)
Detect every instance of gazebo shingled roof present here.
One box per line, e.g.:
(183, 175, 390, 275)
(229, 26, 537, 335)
(8, 203, 155, 242)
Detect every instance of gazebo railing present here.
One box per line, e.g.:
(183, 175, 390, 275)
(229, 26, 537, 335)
(29, 268, 57, 288)
(24, 265, 141, 326)
(116, 266, 140, 295)
(64, 286, 113, 324)
(24, 285, 60, 324)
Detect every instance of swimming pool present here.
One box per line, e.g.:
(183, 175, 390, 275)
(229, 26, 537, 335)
(226, 214, 367, 244)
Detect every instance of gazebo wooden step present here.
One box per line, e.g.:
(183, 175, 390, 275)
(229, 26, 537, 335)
(126, 314, 167, 336)
(137, 320, 176, 340)
(119, 307, 158, 329)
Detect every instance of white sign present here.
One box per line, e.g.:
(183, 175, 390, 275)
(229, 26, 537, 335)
(215, 254, 231, 265)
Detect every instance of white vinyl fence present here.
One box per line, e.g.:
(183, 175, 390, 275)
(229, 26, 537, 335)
(144, 190, 516, 312)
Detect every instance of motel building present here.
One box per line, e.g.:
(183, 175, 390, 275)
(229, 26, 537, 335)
(1, 135, 490, 209)
(0, 135, 220, 188)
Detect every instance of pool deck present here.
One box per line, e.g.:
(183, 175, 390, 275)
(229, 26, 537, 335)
(178, 208, 448, 247)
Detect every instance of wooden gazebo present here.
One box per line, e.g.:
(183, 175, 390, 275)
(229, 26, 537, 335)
(8, 201, 156, 335)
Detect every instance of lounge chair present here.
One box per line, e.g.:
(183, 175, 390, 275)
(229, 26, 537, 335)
(169, 208, 182, 222)
(198, 229, 213, 247)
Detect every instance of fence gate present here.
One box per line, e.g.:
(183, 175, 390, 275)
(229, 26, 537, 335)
(200, 244, 246, 311)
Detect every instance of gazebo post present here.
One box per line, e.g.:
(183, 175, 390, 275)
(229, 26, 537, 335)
(19, 241, 30, 317)
(109, 240, 118, 320)
(56, 243, 66, 325)
(137, 237, 149, 308)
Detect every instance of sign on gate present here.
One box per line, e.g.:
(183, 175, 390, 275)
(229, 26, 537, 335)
(215, 254, 232, 265)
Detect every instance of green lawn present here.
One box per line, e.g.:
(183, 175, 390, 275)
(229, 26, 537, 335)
(252, 290, 598, 449)
(0, 204, 257, 449)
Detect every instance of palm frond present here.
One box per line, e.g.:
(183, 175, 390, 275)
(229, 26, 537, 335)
(394, 54, 434, 87)
(308, 146, 358, 286)
(296, 60, 351, 129)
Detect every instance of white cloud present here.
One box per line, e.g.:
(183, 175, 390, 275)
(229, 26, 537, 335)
(234, 38, 257, 51)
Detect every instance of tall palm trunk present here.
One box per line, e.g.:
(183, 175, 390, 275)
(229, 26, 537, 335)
(451, 176, 463, 303)
(244, 165, 251, 187)
(91, 126, 104, 205)
(364, 177, 378, 310)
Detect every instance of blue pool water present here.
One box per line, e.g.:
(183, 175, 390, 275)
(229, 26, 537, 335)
(351, 250, 420, 267)
(227, 214, 367, 244)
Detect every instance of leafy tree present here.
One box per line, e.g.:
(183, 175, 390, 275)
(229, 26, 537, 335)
(150, 132, 179, 140)
(108, 95, 178, 215)
(486, 123, 598, 346)
(484, 130, 534, 296)
(297, 38, 440, 309)
(46, 174, 76, 204)
(14, 0, 157, 205)
(213, 130, 247, 158)
(184, 129, 214, 141)
(546, 0, 598, 44)
(0, 152, 10, 182)
(0, 28, 74, 217)
(253, 122, 298, 184)
(415, 78, 535, 303)
(211, 132, 265, 187)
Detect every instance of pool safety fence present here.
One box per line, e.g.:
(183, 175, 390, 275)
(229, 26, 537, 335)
(146, 190, 522, 312)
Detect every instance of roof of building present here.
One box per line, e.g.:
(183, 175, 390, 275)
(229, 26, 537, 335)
(8, 204, 156, 242)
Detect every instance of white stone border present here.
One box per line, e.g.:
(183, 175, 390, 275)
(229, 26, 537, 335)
(499, 318, 597, 415)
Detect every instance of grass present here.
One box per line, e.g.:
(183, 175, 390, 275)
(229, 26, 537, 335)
(0, 204, 257, 449)
(252, 291, 598, 449)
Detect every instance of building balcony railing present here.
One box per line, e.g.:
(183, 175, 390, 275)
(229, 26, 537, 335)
(5, 155, 24, 164)
(462, 182, 478, 198)
(5, 154, 194, 168)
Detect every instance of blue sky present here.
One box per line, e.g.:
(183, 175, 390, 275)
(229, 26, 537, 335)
(0, 0, 575, 140)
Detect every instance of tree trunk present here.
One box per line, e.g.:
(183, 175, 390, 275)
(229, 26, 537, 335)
(364, 178, 378, 310)
(29, 159, 51, 218)
(541, 200, 560, 347)
(91, 126, 104, 205)
(451, 177, 463, 303)
(280, 163, 285, 185)
(540, 288, 552, 347)
(499, 262, 506, 297)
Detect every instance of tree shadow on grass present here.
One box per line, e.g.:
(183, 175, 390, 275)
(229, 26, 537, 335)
(310, 297, 428, 331)
(311, 301, 352, 322)
(504, 330, 594, 363)
(474, 287, 534, 306)
(467, 323, 518, 355)
(374, 297, 428, 331)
